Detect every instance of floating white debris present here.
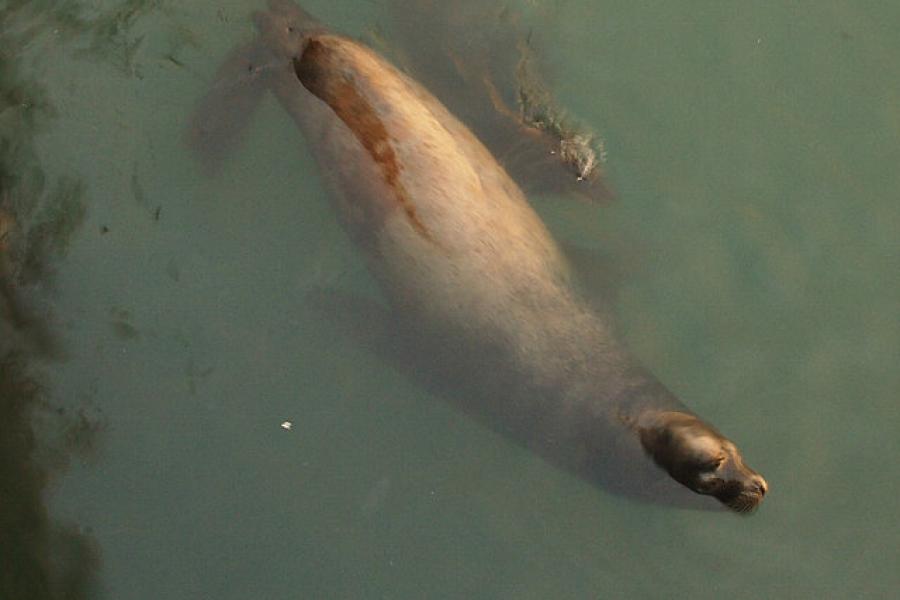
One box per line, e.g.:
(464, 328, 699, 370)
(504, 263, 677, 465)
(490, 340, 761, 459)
(280, 421, 293, 431)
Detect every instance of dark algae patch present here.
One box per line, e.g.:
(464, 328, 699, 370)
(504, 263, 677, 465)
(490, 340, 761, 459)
(0, 354, 103, 600)
(0, 1, 163, 597)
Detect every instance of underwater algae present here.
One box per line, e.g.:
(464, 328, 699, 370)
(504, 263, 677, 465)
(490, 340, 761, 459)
(1, 1, 163, 597)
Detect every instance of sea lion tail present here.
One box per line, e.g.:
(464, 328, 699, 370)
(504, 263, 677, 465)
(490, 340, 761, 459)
(185, 41, 277, 175)
(186, 1, 325, 174)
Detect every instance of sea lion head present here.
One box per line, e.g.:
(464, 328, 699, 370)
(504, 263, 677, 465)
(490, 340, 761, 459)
(637, 411, 768, 513)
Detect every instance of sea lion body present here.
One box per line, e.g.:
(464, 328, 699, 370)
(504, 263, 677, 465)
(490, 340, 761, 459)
(255, 10, 572, 351)
(190, 0, 767, 512)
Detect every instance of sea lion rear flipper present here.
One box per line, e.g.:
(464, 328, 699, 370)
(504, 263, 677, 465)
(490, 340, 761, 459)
(383, 0, 613, 203)
(185, 41, 273, 175)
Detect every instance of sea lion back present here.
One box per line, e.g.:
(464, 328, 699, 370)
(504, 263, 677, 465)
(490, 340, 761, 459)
(288, 32, 574, 340)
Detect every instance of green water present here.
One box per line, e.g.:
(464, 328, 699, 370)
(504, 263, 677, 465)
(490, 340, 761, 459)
(2, 1, 898, 598)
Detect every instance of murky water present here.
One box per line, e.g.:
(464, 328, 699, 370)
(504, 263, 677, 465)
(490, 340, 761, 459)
(2, 1, 898, 598)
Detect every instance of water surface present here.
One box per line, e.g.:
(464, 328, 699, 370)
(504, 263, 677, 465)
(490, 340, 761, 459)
(2, 1, 898, 598)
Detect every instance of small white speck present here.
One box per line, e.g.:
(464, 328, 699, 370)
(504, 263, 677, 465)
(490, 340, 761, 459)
(756, 38, 762, 45)
(280, 421, 293, 430)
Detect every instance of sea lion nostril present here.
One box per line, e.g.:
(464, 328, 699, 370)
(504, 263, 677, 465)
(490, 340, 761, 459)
(754, 478, 768, 496)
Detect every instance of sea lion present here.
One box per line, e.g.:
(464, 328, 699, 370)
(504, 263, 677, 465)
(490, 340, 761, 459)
(189, 0, 767, 513)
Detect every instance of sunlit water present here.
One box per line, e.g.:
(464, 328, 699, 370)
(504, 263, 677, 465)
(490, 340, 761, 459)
(2, 1, 898, 598)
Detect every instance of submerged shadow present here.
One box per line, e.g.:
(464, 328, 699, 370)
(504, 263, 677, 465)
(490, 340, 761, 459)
(306, 288, 722, 512)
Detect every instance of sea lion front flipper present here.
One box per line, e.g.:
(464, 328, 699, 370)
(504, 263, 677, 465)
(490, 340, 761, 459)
(185, 41, 274, 175)
(560, 241, 624, 308)
(304, 288, 400, 360)
(496, 36, 615, 204)
(383, 0, 613, 203)
(304, 288, 451, 386)
(304, 288, 479, 405)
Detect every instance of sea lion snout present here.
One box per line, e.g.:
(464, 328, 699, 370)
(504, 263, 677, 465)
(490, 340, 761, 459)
(638, 411, 768, 513)
(712, 461, 768, 513)
(751, 475, 768, 497)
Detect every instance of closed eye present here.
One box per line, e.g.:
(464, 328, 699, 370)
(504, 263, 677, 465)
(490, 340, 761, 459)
(702, 456, 725, 471)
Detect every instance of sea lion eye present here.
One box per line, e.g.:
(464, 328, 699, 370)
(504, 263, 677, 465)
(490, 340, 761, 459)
(697, 455, 724, 471)
(706, 456, 725, 470)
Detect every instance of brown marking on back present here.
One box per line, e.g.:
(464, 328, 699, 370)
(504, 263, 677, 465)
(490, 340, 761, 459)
(0, 209, 12, 255)
(293, 39, 433, 242)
